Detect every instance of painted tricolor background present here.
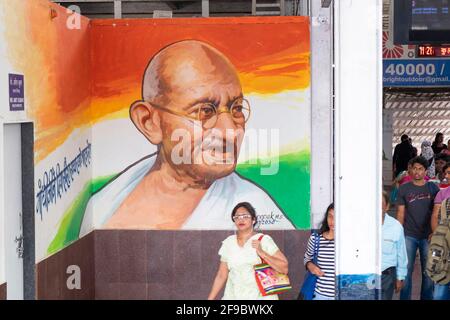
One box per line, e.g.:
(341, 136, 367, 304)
(0, 0, 310, 261)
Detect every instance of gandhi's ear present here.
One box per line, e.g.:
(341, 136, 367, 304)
(129, 100, 163, 145)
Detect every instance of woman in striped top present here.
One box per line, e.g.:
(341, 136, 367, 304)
(304, 203, 335, 300)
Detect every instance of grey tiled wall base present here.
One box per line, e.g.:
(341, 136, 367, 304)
(0, 283, 6, 300)
(36, 230, 310, 300)
(36, 232, 95, 299)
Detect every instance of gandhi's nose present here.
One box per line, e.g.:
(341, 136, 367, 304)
(214, 109, 239, 133)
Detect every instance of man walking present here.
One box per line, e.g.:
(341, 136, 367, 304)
(396, 156, 440, 300)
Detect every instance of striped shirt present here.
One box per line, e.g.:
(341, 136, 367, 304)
(304, 234, 335, 298)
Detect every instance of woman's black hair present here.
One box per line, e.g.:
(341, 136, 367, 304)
(231, 202, 257, 227)
(319, 203, 334, 235)
(433, 132, 444, 146)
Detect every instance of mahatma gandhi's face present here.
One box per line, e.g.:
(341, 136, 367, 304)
(156, 49, 245, 184)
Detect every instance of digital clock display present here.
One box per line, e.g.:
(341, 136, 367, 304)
(417, 45, 450, 57)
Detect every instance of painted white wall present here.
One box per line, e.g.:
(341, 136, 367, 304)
(0, 2, 28, 122)
(0, 1, 93, 262)
(311, 0, 334, 229)
(334, 0, 383, 276)
(91, 118, 155, 179)
(34, 129, 92, 261)
(0, 1, 9, 286)
(4, 124, 24, 299)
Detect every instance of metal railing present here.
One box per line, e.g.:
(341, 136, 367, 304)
(251, 0, 285, 16)
(52, 0, 212, 18)
(51, 0, 296, 18)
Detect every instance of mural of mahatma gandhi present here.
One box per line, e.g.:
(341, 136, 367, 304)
(80, 40, 294, 235)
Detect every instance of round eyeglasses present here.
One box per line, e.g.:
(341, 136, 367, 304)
(147, 98, 251, 130)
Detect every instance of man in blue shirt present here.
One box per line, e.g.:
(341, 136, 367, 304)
(382, 190, 408, 300)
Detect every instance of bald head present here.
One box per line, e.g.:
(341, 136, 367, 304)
(130, 40, 245, 183)
(142, 40, 241, 106)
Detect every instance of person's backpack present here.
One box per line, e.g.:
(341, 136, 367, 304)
(426, 198, 450, 285)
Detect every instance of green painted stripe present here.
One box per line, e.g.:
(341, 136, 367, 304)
(46, 150, 311, 255)
(237, 150, 311, 229)
(47, 174, 116, 255)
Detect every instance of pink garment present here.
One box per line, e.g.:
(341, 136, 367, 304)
(434, 186, 450, 204)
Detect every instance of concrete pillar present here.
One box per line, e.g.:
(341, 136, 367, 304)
(311, 0, 334, 229)
(334, 0, 383, 299)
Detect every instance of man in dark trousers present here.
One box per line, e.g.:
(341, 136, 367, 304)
(396, 156, 440, 300)
(393, 134, 415, 179)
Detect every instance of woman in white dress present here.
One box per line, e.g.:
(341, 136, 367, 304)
(207, 202, 289, 300)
